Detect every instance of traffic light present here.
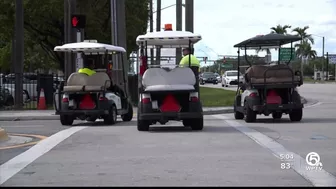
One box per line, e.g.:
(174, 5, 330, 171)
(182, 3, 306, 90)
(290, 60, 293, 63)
(223, 56, 226, 63)
(71, 15, 86, 29)
(203, 57, 208, 64)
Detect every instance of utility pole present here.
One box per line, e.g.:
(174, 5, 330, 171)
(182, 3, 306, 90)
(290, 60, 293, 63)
(156, 0, 161, 65)
(185, 0, 194, 33)
(149, 0, 154, 65)
(176, 0, 183, 64)
(14, 0, 24, 109)
(322, 37, 327, 80)
(110, 0, 118, 72)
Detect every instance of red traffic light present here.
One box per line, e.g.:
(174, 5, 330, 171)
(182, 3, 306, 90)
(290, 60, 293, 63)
(71, 15, 86, 29)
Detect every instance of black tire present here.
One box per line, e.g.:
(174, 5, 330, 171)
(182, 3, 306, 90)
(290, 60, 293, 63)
(234, 106, 244, 120)
(289, 108, 303, 122)
(190, 117, 204, 131)
(121, 102, 133, 122)
(221, 83, 224, 87)
(182, 119, 191, 127)
(104, 105, 117, 125)
(60, 115, 74, 126)
(244, 101, 256, 123)
(137, 113, 150, 131)
(272, 112, 282, 119)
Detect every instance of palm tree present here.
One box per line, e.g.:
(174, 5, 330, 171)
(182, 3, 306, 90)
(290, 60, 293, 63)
(292, 26, 314, 45)
(270, 24, 292, 34)
(295, 39, 317, 61)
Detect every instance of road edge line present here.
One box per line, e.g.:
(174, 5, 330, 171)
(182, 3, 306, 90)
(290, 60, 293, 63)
(0, 126, 87, 185)
(212, 114, 336, 187)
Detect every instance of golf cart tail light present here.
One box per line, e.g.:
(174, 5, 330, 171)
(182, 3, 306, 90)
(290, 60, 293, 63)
(142, 98, 151, 104)
(99, 96, 108, 101)
(249, 93, 257, 97)
(62, 97, 69, 103)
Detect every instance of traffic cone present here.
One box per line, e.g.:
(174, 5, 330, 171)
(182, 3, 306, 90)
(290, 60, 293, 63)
(37, 88, 47, 110)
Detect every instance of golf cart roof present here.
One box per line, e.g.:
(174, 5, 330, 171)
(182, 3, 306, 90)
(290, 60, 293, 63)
(136, 31, 202, 48)
(233, 33, 302, 49)
(54, 41, 126, 54)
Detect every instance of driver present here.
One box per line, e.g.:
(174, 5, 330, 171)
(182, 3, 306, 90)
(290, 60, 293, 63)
(78, 58, 96, 76)
(179, 47, 200, 72)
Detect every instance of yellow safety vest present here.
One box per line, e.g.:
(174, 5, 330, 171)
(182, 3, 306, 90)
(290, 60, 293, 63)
(78, 68, 96, 76)
(179, 54, 200, 67)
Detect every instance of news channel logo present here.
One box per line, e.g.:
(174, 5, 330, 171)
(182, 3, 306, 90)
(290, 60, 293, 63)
(305, 152, 323, 171)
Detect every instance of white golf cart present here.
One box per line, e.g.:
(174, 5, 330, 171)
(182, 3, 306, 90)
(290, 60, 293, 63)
(53, 40, 133, 125)
(135, 28, 204, 131)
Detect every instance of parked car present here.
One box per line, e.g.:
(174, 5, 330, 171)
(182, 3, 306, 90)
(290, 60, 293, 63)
(214, 73, 221, 82)
(221, 70, 244, 87)
(200, 72, 218, 85)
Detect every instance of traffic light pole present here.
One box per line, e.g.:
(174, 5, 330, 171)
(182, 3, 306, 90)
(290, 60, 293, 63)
(14, 0, 24, 109)
(76, 29, 83, 71)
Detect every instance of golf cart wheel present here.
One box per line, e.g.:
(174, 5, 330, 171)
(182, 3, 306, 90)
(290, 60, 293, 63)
(190, 117, 204, 131)
(137, 113, 150, 131)
(104, 105, 117, 125)
(121, 102, 133, 122)
(272, 112, 282, 119)
(221, 83, 224, 87)
(289, 108, 303, 122)
(234, 109, 244, 120)
(60, 115, 74, 126)
(182, 119, 191, 127)
(244, 102, 256, 123)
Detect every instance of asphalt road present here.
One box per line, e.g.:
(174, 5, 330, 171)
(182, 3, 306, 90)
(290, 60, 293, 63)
(0, 83, 335, 186)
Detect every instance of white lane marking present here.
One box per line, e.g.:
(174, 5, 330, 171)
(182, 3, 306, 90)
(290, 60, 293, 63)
(0, 126, 87, 185)
(305, 102, 323, 108)
(212, 114, 336, 187)
(0, 125, 45, 128)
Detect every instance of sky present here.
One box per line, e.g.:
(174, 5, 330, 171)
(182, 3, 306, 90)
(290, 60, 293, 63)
(149, 0, 336, 66)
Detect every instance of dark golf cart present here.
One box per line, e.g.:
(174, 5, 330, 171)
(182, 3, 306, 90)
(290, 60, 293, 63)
(135, 28, 204, 131)
(233, 33, 304, 123)
(53, 40, 133, 125)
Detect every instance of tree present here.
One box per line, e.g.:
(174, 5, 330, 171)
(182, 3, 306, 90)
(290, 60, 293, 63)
(270, 24, 292, 34)
(292, 26, 314, 44)
(295, 39, 317, 64)
(0, 0, 149, 73)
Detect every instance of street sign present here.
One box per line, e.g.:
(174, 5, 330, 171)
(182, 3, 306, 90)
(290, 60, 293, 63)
(279, 48, 295, 61)
(221, 63, 233, 69)
(329, 55, 336, 64)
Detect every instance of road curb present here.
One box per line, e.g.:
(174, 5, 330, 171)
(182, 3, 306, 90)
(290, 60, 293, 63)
(0, 97, 311, 121)
(0, 127, 9, 142)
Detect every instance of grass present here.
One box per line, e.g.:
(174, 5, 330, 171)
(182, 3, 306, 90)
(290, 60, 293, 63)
(200, 87, 236, 107)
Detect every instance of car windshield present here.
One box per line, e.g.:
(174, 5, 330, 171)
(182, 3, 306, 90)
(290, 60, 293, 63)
(203, 73, 215, 78)
(226, 72, 238, 76)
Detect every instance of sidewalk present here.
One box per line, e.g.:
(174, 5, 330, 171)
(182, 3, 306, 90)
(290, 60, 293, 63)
(0, 107, 234, 121)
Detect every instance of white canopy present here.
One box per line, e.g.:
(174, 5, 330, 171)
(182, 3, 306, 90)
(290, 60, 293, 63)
(136, 31, 202, 48)
(54, 42, 126, 53)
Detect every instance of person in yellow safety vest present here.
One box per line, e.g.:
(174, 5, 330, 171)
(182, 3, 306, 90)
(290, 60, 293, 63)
(78, 58, 96, 76)
(179, 48, 200, 72)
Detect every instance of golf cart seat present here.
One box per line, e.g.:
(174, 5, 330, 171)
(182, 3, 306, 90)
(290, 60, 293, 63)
(63, 73, 88, 92)
(84, 72, 111, 91)
(245, 64, 300, 84)
(142, 67, 196, 92)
